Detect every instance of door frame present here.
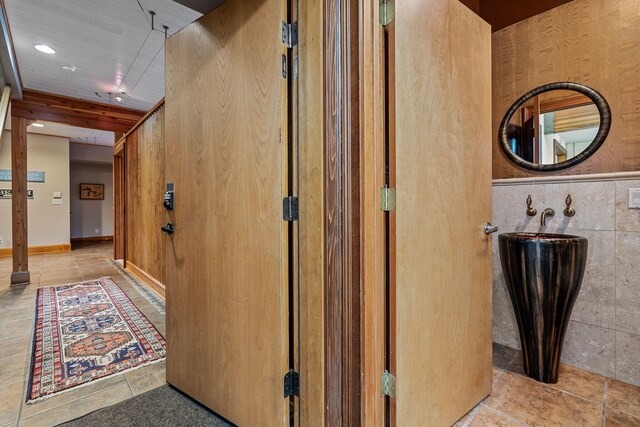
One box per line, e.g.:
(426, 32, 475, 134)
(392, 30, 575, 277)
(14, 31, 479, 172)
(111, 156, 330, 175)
(113, 139, 125, 261)
(323, 0, 362, 424)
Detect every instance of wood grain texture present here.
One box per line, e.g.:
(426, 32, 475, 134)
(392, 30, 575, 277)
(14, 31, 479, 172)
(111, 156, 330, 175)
(297, 0, 326, 424)
(124, 106, 165, 287)
(164, 0, 288, 424)
(359, 0, 387, 424)
(12, 89, 145, 133)
(324, 0, 361, 424)
(10, 115, 29, 285)
(0, 243, 71, 257)
(492, 0, 640, 179)
(394, 0, 492, 425)
(126, 261, 165, 299)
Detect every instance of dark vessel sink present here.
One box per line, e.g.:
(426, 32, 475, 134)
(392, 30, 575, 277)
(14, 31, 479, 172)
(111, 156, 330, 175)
(499, 232, 588, 383)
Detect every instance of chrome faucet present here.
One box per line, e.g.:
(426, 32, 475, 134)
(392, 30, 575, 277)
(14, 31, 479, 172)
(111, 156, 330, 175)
(541, 208, 555, 226)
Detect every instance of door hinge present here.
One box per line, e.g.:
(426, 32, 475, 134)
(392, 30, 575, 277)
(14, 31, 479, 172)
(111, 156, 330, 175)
(381, 370, 396, 397)
(380, 187, 396, 211)
(284, 369, 300, 397)
(380, 0, 395, 27)
(283, 196, 299, 221)
(281, 21, 298, 48)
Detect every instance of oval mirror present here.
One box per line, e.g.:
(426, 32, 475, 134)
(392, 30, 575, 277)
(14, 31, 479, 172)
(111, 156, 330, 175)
(498, 82, 611, 172)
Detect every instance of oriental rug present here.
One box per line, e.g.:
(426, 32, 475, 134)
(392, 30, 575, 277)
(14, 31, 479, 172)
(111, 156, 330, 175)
(27, 277, 166, 403)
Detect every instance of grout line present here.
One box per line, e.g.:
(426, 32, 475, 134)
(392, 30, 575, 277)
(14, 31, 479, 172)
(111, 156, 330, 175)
(460, 404, 481, 427)
(601, 380, 608, 427)
(481, 404, 532, 426)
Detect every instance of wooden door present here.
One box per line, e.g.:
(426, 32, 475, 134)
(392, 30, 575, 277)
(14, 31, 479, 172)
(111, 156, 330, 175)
(391, 0, 492, 425)
(164, 0, 290, 425)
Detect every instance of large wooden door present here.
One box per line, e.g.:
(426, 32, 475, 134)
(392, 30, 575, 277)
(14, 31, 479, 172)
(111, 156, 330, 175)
(164, 0, 290, 425)
(391, 0, 492, 425)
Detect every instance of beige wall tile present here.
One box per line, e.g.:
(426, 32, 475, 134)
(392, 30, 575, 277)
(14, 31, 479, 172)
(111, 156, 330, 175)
(616, 232, 640, 335)
(571, 230, 616, 329)
(492, 303, 520, 350)
(615, 332, 640, 387)
(561, 321, 615, 378)
(615, 180, 640, 232)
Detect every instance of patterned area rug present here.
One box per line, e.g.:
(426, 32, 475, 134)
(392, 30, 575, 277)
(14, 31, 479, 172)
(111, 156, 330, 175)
(27, 277, 166, 403)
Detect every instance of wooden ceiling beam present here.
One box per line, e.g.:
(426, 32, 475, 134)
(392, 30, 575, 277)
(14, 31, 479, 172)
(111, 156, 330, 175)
(11, 89, 146, 133)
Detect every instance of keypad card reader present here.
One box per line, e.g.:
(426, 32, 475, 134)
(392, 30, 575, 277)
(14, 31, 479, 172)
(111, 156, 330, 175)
(164, 183, 174, 211)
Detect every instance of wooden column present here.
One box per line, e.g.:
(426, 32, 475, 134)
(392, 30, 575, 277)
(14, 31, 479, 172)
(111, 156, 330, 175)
(10, 116, 30, 285)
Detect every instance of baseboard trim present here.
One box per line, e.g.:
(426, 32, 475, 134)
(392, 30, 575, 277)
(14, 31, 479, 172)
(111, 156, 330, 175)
(0, 244, 72, 257)
(125, 261, 165, 299)
(71, 236, 114, 244)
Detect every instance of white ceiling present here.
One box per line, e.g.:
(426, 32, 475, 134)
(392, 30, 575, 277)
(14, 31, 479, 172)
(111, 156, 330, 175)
(5, 111, 115, 146)
(4, 0, 201, 111)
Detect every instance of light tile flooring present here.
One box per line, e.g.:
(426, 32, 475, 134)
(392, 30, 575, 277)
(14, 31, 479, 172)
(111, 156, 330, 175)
(2, 245, 640, 426)
(455, 343, 640, 426)
(0, 244, 166, 427)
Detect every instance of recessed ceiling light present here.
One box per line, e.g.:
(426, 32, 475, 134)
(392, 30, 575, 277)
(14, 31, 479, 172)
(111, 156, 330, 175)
(31, 123, 44, 128)
(62, 65, 76, 72)
(35, 44, 56, 54)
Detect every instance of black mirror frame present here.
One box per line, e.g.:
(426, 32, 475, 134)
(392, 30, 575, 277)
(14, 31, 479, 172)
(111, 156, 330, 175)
(498, 82, 612, 172)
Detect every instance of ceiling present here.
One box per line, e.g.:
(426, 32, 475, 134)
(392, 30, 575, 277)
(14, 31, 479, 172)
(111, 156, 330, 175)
(4, 109, 115, 146)
(460, 0, 575, 31)
(4, 0, 201, 112)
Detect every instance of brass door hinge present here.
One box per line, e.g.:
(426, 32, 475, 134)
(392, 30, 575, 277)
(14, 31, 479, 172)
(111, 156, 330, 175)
(381, 370, 396, 397)
(380, 187, 396, 212)
(380, 0, 395, 27)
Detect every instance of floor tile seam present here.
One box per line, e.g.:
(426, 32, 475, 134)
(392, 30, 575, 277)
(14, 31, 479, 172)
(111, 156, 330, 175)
(603, 403, 640, 421)
(479, 403, 532, 426)
(460, 405, 481, 427)
(17, 380, 129, 421)
(504, 369, 606, 405)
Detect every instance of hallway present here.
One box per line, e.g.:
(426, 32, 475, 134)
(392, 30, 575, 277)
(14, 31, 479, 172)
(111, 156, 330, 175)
(0, 244, 166, 426)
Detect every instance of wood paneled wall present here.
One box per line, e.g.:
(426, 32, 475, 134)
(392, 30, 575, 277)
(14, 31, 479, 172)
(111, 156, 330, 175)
(124, 105, 165, 295)
(492, 0, 640, 179)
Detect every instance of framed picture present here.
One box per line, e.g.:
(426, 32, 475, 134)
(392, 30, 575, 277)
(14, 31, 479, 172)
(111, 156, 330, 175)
(80, 184, 104, 200)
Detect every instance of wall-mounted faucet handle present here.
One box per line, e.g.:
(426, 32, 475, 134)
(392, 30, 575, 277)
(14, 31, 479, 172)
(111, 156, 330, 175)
(564, 194, 576, 217)
(526, 195, 537, 216)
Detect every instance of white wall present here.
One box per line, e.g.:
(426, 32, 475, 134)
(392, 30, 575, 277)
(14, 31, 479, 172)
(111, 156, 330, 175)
(0, 131, 70, 247)
(69, 145, 113, 239)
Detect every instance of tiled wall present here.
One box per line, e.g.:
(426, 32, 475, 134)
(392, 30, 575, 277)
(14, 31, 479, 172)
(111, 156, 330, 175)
(492, 173, 640, 386)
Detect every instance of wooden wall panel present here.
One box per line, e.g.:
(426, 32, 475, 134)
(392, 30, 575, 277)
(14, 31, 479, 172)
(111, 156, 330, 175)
(492, 0, 640, 179)
(124, 105, 165, 293)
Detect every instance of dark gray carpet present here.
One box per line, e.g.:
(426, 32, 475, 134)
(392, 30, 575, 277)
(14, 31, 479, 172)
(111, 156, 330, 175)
(57, 385, 234, 427)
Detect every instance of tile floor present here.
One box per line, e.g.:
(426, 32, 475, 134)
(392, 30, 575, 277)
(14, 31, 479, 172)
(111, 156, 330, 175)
(0, 243, 166, 427)
(2, 245, 640, 426)
(455, 343, 640, 426)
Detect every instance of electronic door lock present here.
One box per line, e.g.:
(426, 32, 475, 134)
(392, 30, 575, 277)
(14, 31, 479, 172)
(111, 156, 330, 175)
(163, 183, 174, 210)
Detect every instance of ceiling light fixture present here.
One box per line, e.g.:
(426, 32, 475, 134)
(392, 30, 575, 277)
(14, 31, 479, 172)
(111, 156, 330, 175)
(95, 92, 128, 104)
(62, 65, 77, 72)
(31, 123, 44, 128)
(35, 44, 56, 54)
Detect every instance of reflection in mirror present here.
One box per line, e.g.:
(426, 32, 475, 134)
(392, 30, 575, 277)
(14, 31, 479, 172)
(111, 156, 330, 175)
(499, 82, 611, 172)
(507, 90, 600, 165)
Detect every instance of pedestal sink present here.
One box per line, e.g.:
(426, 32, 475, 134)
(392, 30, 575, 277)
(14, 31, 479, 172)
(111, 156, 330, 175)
(499, 233, 588, 383)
